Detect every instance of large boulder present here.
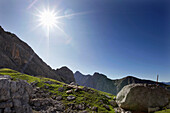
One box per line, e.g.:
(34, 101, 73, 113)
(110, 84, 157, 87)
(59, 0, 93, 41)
(116, 84, 170, 112)
(0, 76, 33, 113)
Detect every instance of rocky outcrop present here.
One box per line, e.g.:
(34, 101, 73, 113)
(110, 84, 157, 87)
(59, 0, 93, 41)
(74, 71, 166, 95)
(116, 84, 170, 112)
(0, 76, 33, 113)
(55, 66, 75, 84)
(0, 26, 75, 83)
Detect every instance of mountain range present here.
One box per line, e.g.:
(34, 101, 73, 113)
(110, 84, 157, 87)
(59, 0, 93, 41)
(162, 82, 170, 85)
(0, 25, 169, 95)
(0, 26, 75, 84)
(74, 71, 167, 95)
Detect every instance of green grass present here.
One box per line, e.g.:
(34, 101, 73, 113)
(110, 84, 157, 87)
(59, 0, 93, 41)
(155, 109, 170, 113)
(1, 68, 170, 113)
(0, 68, 116, 113)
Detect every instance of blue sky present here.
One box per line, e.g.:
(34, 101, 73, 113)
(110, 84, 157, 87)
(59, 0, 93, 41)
(0, 0, 170, 81)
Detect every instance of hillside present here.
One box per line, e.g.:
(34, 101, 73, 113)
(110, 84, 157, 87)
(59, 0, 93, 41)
(74, 71, 167, 95)
(0, 68, 169, 113)
(0, 26, 75, 83)
(0, 68, 118, 113)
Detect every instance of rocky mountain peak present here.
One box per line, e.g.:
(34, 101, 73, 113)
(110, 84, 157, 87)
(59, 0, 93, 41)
(93, 72, 107, 79)
(0, 26, 4, 31)
(0, 26, 75, 83)
(55, 66, 75, 83)
(75, 71, 82, 75)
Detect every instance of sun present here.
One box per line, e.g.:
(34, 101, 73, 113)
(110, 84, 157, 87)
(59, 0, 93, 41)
(37, 9, 59, 30)
(40, 10, 56, 28)
(35, 7, 83, 42)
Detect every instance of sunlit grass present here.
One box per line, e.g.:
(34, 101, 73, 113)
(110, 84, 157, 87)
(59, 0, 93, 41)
(0, 68, 116, 113)
(155, 109, 170, 113)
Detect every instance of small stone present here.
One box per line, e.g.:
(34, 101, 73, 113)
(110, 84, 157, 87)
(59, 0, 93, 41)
(44, 85, 49, 89)
(0, 75, 11, 79)
(70, 82, 77, 85)
(82, 86, 89, 92)
(103, 104, 110, 111)
(4, 107, 11, 113)
(66, 85, 74, 89)
(105, 95, 111, 99)
(74, 88, 79, 92)
(67, 96, 76, 101)
(76, 103, 86, 110)
(34, 102, 41, 107)
(58, 87, 64, 92)
(78, 110, 88, 113)
(56, 96, 63, 101)
(66, 90, 73, 94)
(44, 81, 54, 84)
(92, 106, 98, 111)
(52, 95, 56, 99)
(99, 100, 103, 104)
(36, 87, 40, 91)
(109, 100, 117, 107)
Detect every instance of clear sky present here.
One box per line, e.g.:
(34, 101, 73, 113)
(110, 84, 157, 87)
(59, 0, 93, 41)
(0, 0, 170, 82)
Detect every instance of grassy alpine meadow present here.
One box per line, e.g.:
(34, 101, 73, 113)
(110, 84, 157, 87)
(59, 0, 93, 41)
(0, 68, 169, 113)
(0, 68, 116, 113)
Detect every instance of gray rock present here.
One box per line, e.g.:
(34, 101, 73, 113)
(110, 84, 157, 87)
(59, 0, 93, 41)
(103, 104, 110, 111)
(114, 107, 126, 113)
(58, 87, 64, 92)
(105, 95, 111, 99)
(82, 86, 89, 92)
(0, 101, 13, 108)
(44, 81, 54, 84)
(56, 96, 63, 101)
(78, 110, 88, 113)
(44, 85, 49, 89)
(54, 103, 65, 111)
(74, 88, 79, 92)
(31, 98, 65, 112)
(66, 90, 73, 94)
(0, 78, 11, 101)
(4, 107, 11, 113)
(116, 84, 170, 112)
(67, 96, 76, 101)
(109, 100, 117, 107)
(125, 111, 132, 113)
(0, 77, 33, 113)
(113, 97, 116, 101)
(70, 82, 77, 85)
(76, 103, 86, 110)
(92, 106, 98, 111)
(0, 75, 11, 79)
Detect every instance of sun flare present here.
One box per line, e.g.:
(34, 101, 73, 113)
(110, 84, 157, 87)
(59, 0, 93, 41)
(38, 9, 58, 29)
(35, 7, 83, 43)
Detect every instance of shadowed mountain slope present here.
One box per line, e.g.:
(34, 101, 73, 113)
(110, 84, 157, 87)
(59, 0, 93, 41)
(74, 71, 166, 95)
(0, 26, 75, 83)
